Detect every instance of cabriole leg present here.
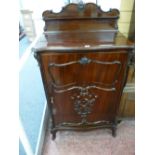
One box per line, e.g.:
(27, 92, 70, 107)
(112, 127, 116, 137)
(112, 119, 117, 137)
(51, 129, 57, 140)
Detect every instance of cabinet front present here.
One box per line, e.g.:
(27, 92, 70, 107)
(40, 51, 128, 125)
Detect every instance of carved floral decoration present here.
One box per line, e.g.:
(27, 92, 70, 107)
(71, 87, 98, 123)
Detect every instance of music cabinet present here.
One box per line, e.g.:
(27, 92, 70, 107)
(33, 3, 134, 139)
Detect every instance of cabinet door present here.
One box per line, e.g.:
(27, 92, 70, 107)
(40, 50, 128, 125)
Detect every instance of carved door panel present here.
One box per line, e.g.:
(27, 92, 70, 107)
(40, 51, 128, 125)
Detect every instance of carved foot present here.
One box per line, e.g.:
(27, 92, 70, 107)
(111, 119, 118, 137)
(51, 130, 57, 140)
(112, 127, 116, 137)
(52, 132, 56, 140)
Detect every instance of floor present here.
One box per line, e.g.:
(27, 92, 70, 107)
(42, 120, 135, 155)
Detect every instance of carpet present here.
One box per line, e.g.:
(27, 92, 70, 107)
(43, 120, 135, 155)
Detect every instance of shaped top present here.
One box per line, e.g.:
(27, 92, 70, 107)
(42, 3, 119, 20)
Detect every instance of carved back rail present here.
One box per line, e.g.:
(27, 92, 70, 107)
(42, 3, 120, 32)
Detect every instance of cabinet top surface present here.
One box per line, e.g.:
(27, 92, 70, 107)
(33, 32, 134, 52)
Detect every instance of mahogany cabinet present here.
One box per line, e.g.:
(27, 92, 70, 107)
(33, 3, 134, 139)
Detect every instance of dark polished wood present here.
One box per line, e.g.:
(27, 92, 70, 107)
(33, 3, 134, 140)
(43, 3, 119, 19)
(42, 3, 119, 32)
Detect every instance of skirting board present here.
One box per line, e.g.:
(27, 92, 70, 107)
(35, 101, 49, 155)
